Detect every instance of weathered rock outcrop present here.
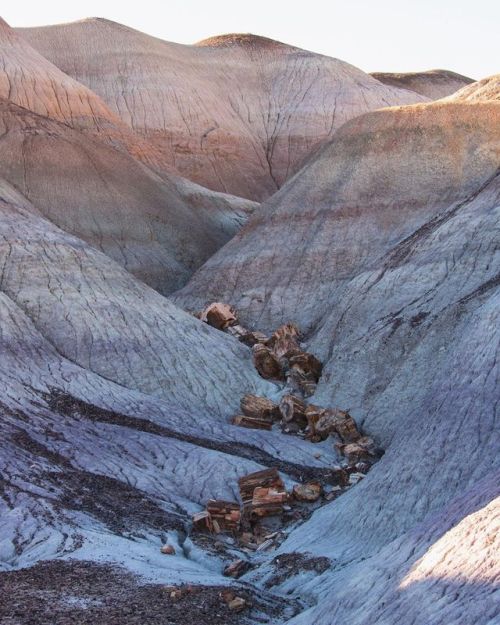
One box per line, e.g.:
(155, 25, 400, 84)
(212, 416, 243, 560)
(371, 69, 474, 99)
(19, 19, 427, 200)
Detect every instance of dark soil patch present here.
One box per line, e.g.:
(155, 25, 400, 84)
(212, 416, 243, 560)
(11, 429, 185, 535)
(45, 389, 343, 484)
(265, 552, 331, 588)
(0, 560, 289, 625)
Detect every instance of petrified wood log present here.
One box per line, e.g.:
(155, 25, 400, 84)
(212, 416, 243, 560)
(250, 486, 288, 517)
(289, 351, 323, 382)
(226, 324, 250, 340)
(306, 405, 361, 442)
(240, 394, 280, 420)
(200, 302, 237, 330)
(252, 344, 285, 380)
(339, 436, 378, 465)
(268, 322, 301, 359)
(206, 499, 241, 532)
(223, 559, 250, 578)
(238, 468, 285, 505)
(232, 415, 273, 430)
(279, 394, 308, 428)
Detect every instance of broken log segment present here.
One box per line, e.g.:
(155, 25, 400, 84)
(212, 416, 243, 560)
(238, 468, 287, 519)
(268, 322, 301, 359)
(306, 405, 361, 443)
(289, 351, 323, 382)
(192, 510, 212, 532)
(250, 487, 288, 517)
(279, 394, 308, 428)
(240, 394, 281, 420)
(200, 302, 237, 330)
(252, 344, 285, 381)
(232, 415, 272, 430)
(238, 468, 285, 505)
(286, 367, 317, 398)
(206, 499, 241, 533)
(338, 436, 378, 465)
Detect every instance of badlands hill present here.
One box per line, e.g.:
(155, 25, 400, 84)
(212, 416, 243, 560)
(447, 73, 500, 101)
(371, 68, 474, 99)
(0, 17, 255, 292)
(19, 18, 428, 200)
(175, 100, 500, 331)
(0, 17, 498, 625)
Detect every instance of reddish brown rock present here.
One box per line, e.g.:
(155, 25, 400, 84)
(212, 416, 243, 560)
(289, 351, 323, 382)
(223, 559, 250, 578)
(268, 323, 301, 359)
(200, 302, 237, 330)
(240, 394, 280, 420)
(252, 344, 285, 381)
(306, 406, 361, 442)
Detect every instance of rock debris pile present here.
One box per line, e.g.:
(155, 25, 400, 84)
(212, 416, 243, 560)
(197, 304, 322, 395)
(193, 303, 384, 558)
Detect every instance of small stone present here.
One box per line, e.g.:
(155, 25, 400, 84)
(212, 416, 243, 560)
(348, 472, 365, 485)
(160, 544, 175, 555)
(170, 589, 183, 601)
(293, 481, 322, 502)
(219, 589, 235, 604)
(228, 596, 247, 611)
(223, 559, 250, 578)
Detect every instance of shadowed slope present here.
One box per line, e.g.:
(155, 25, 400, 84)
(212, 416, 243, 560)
(0, 98, 252, 293)
(19, 18, 428, 200)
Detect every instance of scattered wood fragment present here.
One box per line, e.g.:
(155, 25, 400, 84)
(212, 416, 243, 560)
(223, 559, 250, 578)
(231, 415, 273, 430)
(160, 544, 176, 555)
(192, 510, 212, 532)
(206, 499, 241, 533)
